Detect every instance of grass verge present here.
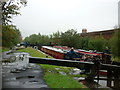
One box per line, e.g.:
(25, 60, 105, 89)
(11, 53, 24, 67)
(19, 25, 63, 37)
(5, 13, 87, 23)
(17, 47, 87, 88)
(1, 47, 9, 53)
(44, 73, 84, 88)
(112, 56, 120, 62)
(40, 64, 86, 88)
(17, 47, 52, 58)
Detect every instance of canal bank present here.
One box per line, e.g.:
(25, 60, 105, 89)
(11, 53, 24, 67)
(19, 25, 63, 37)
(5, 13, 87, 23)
(2, 48, 85, 88)
(17, 47, 87, 88)
(2, 47, 117, 89)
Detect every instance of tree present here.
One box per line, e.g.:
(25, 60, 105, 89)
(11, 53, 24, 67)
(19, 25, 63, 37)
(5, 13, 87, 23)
(61, 29, 80, 48)
(88, 36, 106, 52)
(1, 0, 27, 48)
(2, 25, 22, 47)
(24, 33, 51, 45)
(79, 37, 89, 50)
(50, 31, 62, 45)
(110, 28, 120, 58)
(1, 0, 27, 25)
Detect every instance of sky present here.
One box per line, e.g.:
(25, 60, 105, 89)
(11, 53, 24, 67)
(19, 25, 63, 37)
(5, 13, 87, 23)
(13, 0, 120, 38)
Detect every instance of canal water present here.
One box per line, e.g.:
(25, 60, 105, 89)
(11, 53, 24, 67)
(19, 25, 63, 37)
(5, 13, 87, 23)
(72, 69, 113, 90)
(2, 52, 48, 88)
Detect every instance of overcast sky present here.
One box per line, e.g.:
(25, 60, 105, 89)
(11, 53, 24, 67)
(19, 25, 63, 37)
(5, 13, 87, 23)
(13, 0, 120, 38)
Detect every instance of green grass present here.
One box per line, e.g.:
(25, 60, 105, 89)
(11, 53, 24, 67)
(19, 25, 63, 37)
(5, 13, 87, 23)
(0, 46, 1, 53)
(112, 56, 120, 62)
(40, 64, 86, 77)
(17, 47, 52, 58)
(44, 73, 85, 88)
(40, 64, 87, 88)
(40, 64, 72, 74)
(1, 47, 9, 53)
(17, 47, 87, 88)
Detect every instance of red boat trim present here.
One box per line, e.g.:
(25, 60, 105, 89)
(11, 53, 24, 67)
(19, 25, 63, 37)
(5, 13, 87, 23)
(54, 46, 100, 56)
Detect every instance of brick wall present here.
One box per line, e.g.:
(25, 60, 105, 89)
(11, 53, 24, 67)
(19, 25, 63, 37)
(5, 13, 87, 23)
(80, 29, 115, 40)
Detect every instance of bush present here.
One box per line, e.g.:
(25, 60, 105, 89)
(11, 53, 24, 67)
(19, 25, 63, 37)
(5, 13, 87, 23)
(87, 36, 106, 52)
(110, 29, 120, 58)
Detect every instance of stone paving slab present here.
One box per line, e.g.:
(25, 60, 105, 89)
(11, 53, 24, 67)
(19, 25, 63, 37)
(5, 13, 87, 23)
(1, 52, 48, 89)
(2, 63, 48, 88)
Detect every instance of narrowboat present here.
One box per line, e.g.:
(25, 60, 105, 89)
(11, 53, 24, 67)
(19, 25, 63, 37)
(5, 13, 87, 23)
(40, 46, 102, 60)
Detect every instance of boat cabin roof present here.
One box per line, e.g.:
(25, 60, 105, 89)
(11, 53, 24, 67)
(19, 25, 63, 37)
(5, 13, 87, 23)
(42, 46, 67, 53)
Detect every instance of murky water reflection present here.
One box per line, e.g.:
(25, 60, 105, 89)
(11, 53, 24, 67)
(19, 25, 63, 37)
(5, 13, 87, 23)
(2, 52, 48, 88)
